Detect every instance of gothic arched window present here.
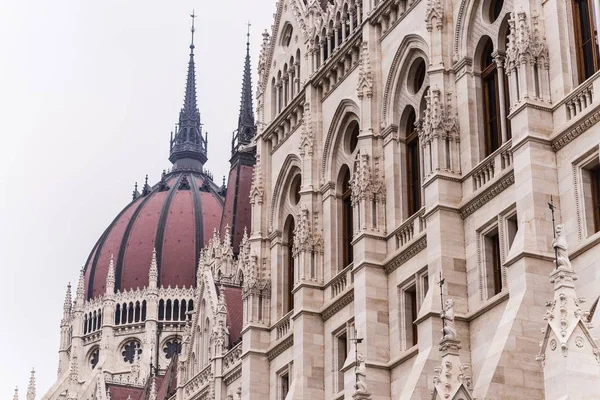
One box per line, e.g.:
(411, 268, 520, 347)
(480, 37, 501, 156)
(573, 0, 599, 83)
(404, 106, 421, 216)
(340, 166, 353, 268)
(283, 215, 295, 313)
(163, 339, 182, 359)
(122, 340, 142, 364)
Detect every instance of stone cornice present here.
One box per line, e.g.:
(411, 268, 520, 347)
(266, 335, 293, 361)
(459, 171, 515, 219)
(551, 103, 600, 151)
(384, 236, 427, 275)
(321, 290, 354, 321)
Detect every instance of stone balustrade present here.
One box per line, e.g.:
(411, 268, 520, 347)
(390, 207, 426, 251)
(183, 364, 212, 399)
(222, 342, 242, 373)
(553, 70, 600, 128)
(325, 263, 354, 302)
(263, 93, 305, 152)
(463, 140, 513, 197)
(274, 310, 293, 340)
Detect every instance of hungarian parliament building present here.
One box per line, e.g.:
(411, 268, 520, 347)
(17, 0, 600, 399)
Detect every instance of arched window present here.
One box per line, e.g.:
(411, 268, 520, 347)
(480, 38, 501, 156)
(115, 304, 121, 325)
(283, 215, 295, 313)
(98, 310, 102, 329)
(573, 0, 599, 82)
(134, 301, 141, 322)
(141, 301, 147, 321)
(121, 303, 127, 325)
(340, 166, 353, 268)
(173, 299, 180, 321)
(128, 302, 134, 323)
(166, 299, 172, 321)
(188, 299, 194, 313)
(271, 77, 277, 119)
(158, 300, 164, 321)
(181, 299, 187, 321)
(92, 311, 97, 332)
(315, 35, 321, 67)
(84, 314, 88, 334)
(404, 107, 421, 216)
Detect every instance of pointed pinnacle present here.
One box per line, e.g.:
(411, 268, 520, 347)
(26, 369, 35, 400)
(13, 387, 18, 400)
(149, 248, 158, 283)
(106, 255, 115, 292)
(76, 268, 85, 302)
(63, 283, 72, 319)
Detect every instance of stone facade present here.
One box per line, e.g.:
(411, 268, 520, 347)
(30, 0, 600, 399)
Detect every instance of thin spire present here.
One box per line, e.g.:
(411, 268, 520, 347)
(62, 283, 72, 322)
(106, 255, 115, 294)
(26, 369, 35, 400)
(235, 23, 256, 149)
(75, 267, 85, 306)
(13, 387, 18, 400)
(169, 11, 207, 169)
(149, 248, 158, 288)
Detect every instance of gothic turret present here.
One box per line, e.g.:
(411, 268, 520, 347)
(232, 27, 257, 155)
(220, 28, 257, 254)
(169, 12, 208, 171)
(26, 369, 35, 400)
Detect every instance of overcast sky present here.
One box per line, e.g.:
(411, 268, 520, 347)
(0, 0, 275, 397)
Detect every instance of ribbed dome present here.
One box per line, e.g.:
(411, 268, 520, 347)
(83, 171, 224, 299)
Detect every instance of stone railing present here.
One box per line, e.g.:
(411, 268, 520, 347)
(104, 372, 146, 388)
(274, 310, 293, 340)
(325, 263, 354, 302)
(183, 364, 212, 399)
(314, 35, 362, 100)
(565, 83, 594, 120)
(223, 342, 242, 373)
(553, 70, 600, 128)
(392, 208, 426, 250)
(463, 140, 513, 198)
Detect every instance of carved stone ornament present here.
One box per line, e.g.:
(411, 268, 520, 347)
(441, 299, 457, 341)
(425, 0, 443, 31)
(356, 42, 374, 99)
(299, 102, 314, 157)
(250, 154, 264, 204)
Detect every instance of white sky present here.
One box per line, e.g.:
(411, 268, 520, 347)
(0, 0, 275, 397)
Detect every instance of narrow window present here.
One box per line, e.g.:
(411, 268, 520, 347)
(481, 38, 501, 156)
(280, 372, 290, 400)
(336, 331, 348, 392)
(507, 213, 519, 250)
(158, 300, 164, 321)
(484, 229, 503, 297)
(134, 301, 140, 322)
(84, 314, 88, 334)
(404, 284, 418, 347)
(115, 304, 121, 325)
(173, 299, 180, 321)
(128, 302, 134, 323)
(573, 0, 599, 83)
(285, 216, 295, 313)
(141, 301, 147, 321)
(166, 300, 172, 321)
(405, 108, 421, 216)
(181, 299, 187, 321)
(582, 159, 600, 235)
(341, 167, 354, 268)
(121, 303, 127, 325)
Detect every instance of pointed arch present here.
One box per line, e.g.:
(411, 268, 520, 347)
(321, 99, 360, 182)
(381, 34, 429, 127)
(269, 154, 302, 230)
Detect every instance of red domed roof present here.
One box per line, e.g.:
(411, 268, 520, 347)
(83, 171, 224, 299)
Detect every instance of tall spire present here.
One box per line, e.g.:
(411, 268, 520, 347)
(62, 283, 72, 323)
(232, 24, 257, 156)
(26, 369, 35, 400)
(169, 11, 208, 170)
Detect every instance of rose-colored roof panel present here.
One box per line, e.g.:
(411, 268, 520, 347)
(199, 191, 223, 246)
(219, 167, 238, 234)
(120, 190, 168, 290)
(160, 187, 196, 288)
(86, 197, 144, 298)
(83, 172, 224, 298)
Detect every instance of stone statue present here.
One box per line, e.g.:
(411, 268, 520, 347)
(552, 224, 572, 270)
(441, 299, 457, 341)
(354, 353, 369, 394)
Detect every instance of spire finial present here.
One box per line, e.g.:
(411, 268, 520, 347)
(190, 10, 197, 51)
(233, 25, 257, 154)
(169, 11, 207, 169)
(13, 387, 18, 400)
(62, 283, 72, 322)
(26, 368, 35, 400)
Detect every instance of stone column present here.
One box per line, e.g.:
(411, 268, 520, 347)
(494, 52, 509, 144)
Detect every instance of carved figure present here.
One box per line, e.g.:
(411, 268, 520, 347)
(354, 353, 369, 394)
(441, 299, 457, 341)
(552, 224, 572, 270)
